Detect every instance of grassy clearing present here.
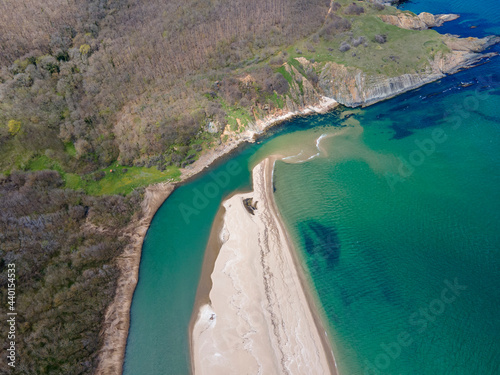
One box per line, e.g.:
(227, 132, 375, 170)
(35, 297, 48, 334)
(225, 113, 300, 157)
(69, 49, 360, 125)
(26, 155, 180, 195)
(220, 99, 254, 131)
(27, 154, 65, 173)
(285, 11, 450, 77)
(76, 164, 181, 196)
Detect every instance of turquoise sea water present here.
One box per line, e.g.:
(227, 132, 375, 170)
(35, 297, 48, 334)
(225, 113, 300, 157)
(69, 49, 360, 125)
(274, 79, 500, 374)
(124, 1, 500, 374)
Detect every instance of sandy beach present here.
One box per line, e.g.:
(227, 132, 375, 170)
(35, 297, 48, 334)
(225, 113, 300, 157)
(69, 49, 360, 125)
(191, 157, 337, 375)
(95, 97, 338, 375)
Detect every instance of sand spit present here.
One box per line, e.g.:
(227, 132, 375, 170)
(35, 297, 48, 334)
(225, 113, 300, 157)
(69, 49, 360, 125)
(191, 158, 337, 375)
(95, 97, 338, 375)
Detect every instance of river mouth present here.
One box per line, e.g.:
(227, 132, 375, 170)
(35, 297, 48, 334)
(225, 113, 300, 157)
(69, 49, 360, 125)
(123, 2, 500, 372)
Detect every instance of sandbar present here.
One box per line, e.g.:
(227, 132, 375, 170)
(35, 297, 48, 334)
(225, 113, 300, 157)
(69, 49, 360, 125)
(191, 157, 337, 375)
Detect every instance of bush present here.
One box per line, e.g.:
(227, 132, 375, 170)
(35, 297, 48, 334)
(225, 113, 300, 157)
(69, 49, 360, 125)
(306, 68, 319, 86)
(274, 73, 290, 94)
(352, 36, 366, 47)
(374, 34, 387, 44)
(264, 73, 289, 95)
(7, 119, 21, 135)
(344, 3, 364, 15)
(339, 42, 351, 52)
(220, 77, 242, 105)
(79, 44, 91, 56)
(330, 2, 341, 12)
(320, 15, 352, 39)
(38, 55, 60, 74)
(93, 171, 106, 181)
(171, 153, 183, 164)
(239, 97, 251, 108)
(306, 43, 316, 53)
(269, 55, 284, 66)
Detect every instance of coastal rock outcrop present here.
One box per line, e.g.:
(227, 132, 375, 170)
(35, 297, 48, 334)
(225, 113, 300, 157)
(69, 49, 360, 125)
(317, 35, 498, 107)
(318, 63, 441, 107)
(379, 12, 460, 30)
(444, 35, 500, 53)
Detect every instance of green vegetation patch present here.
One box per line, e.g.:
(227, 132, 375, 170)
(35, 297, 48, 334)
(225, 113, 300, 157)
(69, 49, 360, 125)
(219, 99, 254, 131)
(27, 155, 180, 195)
(75, 165, 180, 196)
(286, 12, 451, 77)
(27, 155, 65, 173)
(64, 142, 77, 157)
(275, 65, 294, 87)
(271, 92, 285, 109)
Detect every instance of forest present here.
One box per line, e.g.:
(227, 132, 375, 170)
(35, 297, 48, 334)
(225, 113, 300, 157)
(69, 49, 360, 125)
(0, 0, 334, 174)
(0, 171, 142, 373)
(0, 0, 458, 373)
(0, 0, 418, 175)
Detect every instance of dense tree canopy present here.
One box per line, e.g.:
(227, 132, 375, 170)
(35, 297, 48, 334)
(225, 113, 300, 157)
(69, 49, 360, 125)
(0, 171, 142, 374)
(0, 0, 332, 173)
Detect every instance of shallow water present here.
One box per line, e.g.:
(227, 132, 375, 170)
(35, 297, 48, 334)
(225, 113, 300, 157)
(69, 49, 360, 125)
(273, 2, 500, 372)
(274, 83, 500, 375)
(122, 117, 336, 374)
(123, 1, 500, 373)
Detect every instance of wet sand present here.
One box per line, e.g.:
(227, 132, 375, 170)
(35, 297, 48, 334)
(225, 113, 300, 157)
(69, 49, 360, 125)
(191, 157, 338, 375)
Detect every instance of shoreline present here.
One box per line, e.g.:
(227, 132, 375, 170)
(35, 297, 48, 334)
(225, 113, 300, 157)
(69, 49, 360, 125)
(191, 157, 337, 375)
(188, 202, 227, 371)
(95, 96, 339, 375)
(94, 182, 174, 375)
(266, 157, 339, 374)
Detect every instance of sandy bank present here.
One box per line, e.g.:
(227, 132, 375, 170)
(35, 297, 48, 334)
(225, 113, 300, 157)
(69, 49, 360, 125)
(191, 158, 337, 375)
